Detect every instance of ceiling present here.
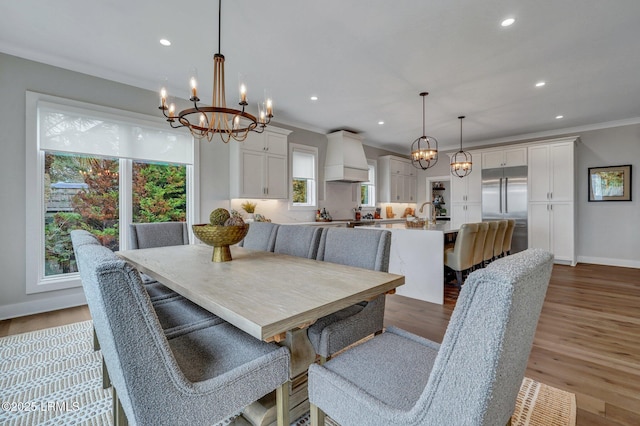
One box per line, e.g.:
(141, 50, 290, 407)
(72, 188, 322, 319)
(3, 0, 640, 153)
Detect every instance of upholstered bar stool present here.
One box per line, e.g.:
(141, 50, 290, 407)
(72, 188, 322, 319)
(483, 221, 499, 267)
(502, 219, 516, 256)
(444, 223, 479, 288)
(472, 222, 489, 270)
(493, 220, 508, 260)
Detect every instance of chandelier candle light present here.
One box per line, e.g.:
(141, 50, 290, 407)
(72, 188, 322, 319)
(158, 0, 273, 143)
(411, 92, 438, 170)
(450, 115, 473, 177)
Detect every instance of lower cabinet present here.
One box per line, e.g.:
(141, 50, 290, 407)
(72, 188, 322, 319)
(450, 203, 482, 228)
(528, 202, 575, 265)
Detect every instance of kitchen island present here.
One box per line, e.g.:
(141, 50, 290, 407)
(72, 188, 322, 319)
(359, 222, 458, 304)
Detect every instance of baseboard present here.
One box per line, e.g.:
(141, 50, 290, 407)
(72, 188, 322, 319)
(0, 292, 87, 320)
(577, 256, 640, 269)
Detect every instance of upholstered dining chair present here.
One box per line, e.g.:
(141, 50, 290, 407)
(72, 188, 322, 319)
(502, 219, 516, 256)
(273, 225, 323, 259)
(75, 243, 291, 426)
(483, 221, 499, 266)
(129, 221, 189, 249)
(472, 222, 489, 270)
(444, 222, 479, 288)
(493, 219, 508, 260)
(308, 248, 554, 426)
(309, 227, 391, 362)
(239, 221, 279, 251)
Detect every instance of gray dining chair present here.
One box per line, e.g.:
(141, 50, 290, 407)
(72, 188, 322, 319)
(239, 221, 279, 251)
(273, 225, 323, 259)
(75, 242, 291, 426)
(308, 248, 554, 426)
(129, 221, 189, 249)
(309, 227, 391, 362)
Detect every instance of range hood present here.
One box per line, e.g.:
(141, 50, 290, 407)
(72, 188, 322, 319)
(324, 130, 369, 183)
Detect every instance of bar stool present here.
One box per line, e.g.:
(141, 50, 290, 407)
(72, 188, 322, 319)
(493, 220, 508, 260)
(473, 222, 489, 270)
(483, 221, 499, 267)
(444, 223, 479, 288)
(502, 219, 516, 256)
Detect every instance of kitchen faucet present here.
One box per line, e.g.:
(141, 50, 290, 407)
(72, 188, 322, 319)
(418, 202, 437, 225)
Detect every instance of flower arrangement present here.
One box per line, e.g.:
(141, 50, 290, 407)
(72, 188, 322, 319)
(241, 201, 257, 214)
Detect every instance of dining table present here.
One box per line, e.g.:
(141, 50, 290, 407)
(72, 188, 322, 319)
(117, 243, 404, 425)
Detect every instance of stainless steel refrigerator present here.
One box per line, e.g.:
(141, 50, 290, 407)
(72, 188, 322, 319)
(481, 166, 528, 254)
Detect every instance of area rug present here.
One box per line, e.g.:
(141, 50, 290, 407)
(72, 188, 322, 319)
(0, 321, 575, 425)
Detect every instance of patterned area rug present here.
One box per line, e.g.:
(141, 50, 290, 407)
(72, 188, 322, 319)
(0, 321, 575, 425)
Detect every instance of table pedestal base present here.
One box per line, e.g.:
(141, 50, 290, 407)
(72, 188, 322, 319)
(242, 328, 316, 425)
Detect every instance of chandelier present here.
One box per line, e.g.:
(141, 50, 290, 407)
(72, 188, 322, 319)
(451, 115, 473, 177)
(410, 92, 438, 170)
(158, 0, 272, 143)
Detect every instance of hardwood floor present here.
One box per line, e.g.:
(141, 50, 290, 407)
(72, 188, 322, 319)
(385, 263, 640, 426)
(1, 263, 638, 425)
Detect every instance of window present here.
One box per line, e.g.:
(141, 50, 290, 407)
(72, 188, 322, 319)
(360, 160, 376, 206)
(26, 92, 196, 294)
(290, 144, 318, 208)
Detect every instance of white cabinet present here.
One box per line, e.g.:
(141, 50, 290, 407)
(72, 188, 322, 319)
(379, 155, 417, 203)
(481, 147, 527, 169)
(527, 138, 577, 265)
(450, 151, 482, 227)
(230, 127, 291, 199)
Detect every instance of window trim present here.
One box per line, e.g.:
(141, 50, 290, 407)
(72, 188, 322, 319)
(289, 143, 318, 210)
(360, 159, 377, 207)
(25, 92, 198, 294)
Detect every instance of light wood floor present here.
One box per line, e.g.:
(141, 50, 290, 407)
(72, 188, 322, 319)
(1, 263, 638, 425)
(385, 263, 640, 426)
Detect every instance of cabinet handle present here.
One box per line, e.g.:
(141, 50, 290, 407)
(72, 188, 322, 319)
(549, 192, 553, 200)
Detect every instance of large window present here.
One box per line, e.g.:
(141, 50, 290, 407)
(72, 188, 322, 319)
(360, 160, 376, 206)
(290, 144, 318, 208)
(27, 92, 195, 294)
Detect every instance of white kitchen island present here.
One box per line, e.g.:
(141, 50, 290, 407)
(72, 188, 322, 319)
(359, 222, 458, 304)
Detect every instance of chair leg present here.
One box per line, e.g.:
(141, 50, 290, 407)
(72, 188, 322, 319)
(455, 271, 463, 289)
(310, 403, 326, 426)
(102, 356, 112, 389)
(319, 356, 327, 365)
(112, 386, 128, 426)
(276, 381, 290, 426)
(93, 326, 100, 351)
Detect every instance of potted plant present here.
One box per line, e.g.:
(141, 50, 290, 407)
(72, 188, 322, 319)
(241, 201, 257, 221)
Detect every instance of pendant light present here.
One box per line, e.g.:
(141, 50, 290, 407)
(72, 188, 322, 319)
(450, 115, 472, 177)
(411, 92, 438, 170)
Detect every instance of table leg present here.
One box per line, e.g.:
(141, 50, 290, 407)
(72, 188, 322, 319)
(242, 328, 317, 425)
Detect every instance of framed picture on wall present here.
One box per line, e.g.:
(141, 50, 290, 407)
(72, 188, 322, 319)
(588, 164, 632, 202)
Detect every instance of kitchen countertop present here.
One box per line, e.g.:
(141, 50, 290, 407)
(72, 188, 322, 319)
(361, 222, 459, 234)
(281, 218, 406, 226)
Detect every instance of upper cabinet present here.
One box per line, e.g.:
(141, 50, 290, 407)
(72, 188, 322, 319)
(481, 147, 527, 169)
(528, 141, 574, 202)
(378, 155, 417, 203)
(230, 127, 292, 199)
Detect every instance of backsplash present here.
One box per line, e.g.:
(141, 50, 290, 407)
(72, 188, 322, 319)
(226, 181, 417, 224)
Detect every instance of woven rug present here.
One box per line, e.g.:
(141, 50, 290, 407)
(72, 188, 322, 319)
(0, 321, 575, 425)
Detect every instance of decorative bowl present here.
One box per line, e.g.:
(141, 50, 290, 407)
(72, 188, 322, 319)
(192, 224, 250, 262)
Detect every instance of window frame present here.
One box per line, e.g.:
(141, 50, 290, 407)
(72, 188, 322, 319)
(289, 143, 318, 210)
(360, 159, 377, 207)
(25, 92, 198, 294)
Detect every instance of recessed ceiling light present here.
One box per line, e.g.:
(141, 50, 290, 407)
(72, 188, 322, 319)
(535, 81, 546, 87)
(160, 39, 171, 46)
(378, 121, 384, 125)
(555, 115, 564, 119)
(501, 18, 515, 27)
(310, 96, 318, 101)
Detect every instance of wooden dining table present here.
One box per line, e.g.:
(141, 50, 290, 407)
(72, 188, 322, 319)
(117, 244, 404, 425)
